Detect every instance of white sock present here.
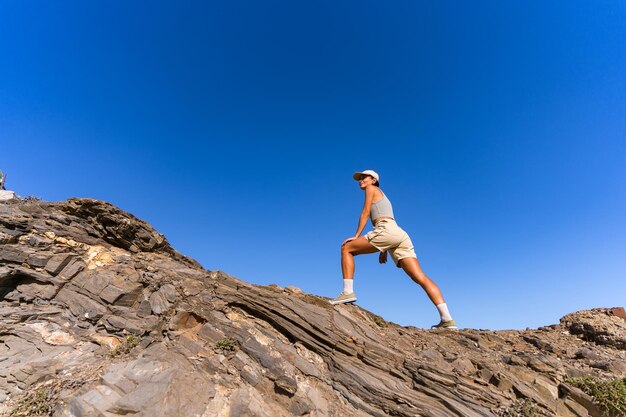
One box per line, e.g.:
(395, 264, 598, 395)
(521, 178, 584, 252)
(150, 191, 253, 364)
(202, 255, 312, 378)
(343, 279, 354, 294)
(436, 303, 452, 321)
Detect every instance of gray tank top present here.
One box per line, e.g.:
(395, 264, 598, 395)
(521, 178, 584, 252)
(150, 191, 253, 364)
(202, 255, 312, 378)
(370, 192, 394, 223)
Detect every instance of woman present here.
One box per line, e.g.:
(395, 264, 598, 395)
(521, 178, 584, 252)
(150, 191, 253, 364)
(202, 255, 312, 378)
(331, 169, 457, 329)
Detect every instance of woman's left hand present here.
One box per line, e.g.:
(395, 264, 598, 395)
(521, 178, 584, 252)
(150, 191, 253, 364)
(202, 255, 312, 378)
(342, 236, 357, 246)
(379, 251, 388, 264)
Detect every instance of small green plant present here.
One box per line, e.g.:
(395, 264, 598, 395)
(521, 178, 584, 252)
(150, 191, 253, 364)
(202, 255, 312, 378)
(302, 294, 332, 308)
(215, 337, 238, 353)
(372, 315, 388, 328)
(567, 376, 626, 417)
(365, 311, 388, 328)
(109, 334, 141, 357)
(499, 398, 539, 417)
(9, 388, 54, 417)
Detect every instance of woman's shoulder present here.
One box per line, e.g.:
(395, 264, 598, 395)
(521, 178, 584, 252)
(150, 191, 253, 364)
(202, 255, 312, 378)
(369, 187, 385, 201)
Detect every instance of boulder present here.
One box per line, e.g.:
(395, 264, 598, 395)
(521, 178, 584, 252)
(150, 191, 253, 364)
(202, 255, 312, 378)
(0, 191, 16, 201)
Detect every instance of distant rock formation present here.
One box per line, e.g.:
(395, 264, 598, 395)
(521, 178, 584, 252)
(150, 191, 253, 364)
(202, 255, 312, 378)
(0, 198, 624, 416)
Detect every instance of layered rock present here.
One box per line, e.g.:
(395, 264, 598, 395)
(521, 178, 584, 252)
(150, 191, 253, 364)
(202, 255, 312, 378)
(0, 198, 624, 417)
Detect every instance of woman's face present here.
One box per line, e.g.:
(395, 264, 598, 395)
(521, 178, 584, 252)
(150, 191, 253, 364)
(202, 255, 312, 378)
(358, 175, 376, 189)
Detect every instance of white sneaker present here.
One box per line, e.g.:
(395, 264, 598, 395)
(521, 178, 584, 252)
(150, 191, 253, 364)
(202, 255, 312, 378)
(329, 292, 357, 305)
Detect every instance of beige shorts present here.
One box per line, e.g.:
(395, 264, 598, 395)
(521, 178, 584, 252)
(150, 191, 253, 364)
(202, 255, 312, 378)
(365, 218, 417, 267)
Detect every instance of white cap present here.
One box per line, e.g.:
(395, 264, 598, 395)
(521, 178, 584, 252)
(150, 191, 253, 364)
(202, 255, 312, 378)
(353, 170, 379, 182)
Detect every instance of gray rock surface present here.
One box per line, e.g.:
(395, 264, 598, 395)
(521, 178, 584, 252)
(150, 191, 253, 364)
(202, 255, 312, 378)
(0, 197, 624, 417)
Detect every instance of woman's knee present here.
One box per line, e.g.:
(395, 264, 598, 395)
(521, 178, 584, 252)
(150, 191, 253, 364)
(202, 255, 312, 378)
(343, 242, 365, 257)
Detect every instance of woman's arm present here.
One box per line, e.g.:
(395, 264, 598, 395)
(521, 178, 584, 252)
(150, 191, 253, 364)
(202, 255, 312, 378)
(354, 186, 375, 237)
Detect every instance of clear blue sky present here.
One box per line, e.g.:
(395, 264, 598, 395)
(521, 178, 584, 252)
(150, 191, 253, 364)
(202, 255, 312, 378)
(1, 1, 625, 330)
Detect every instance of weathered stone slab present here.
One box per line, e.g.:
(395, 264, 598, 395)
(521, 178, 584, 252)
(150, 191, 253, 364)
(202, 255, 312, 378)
(56, 287, 107, 320)
(57, 258, 86, 280)
(15, 282, 57, 300)
(559, 383, 604, 417)
(9, 266, 58, 285)
(100, 282, 142, 306)
(0, 247, 28, 263)
(149, 289, 171, 315)
(119, 287, 145, 308)
(44, 253, 75, 275)
(533, 376, 558, 401)
(103, 314, 158, 334)
(180, 278, 205, 296)
(82, 270, 113, 296)
(274, 375, 298, 396)
(451, 357, 476, 374)
(137, 299, 152, 318)
(575, 348, 603, 361)
(78, 384, 123, 413)
(160, 283, 177, 302)
(101, 364, 137, 395)
(27, 234, 53, 247)
(26, 252, 52, 268)
(108, 379, 171, 414)
(197, 323, 226, 343)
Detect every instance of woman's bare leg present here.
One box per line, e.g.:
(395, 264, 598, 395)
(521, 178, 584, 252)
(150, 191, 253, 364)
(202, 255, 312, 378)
(341, 236, 379, 279)
(398, 257, 445, 305)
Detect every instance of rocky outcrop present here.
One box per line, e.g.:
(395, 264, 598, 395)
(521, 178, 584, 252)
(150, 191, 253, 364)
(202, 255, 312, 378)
(0, 191, 16, 202)
(0, 198, 624, 417)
